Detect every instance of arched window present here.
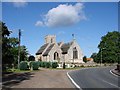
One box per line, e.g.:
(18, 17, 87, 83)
(73, 47, 78, 59)
(54, 52, 59, 60)
(51, 38, 53, 43)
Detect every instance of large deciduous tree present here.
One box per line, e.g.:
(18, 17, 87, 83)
(2, 22, 14, 70)
(2, 22, 29, 70)
(91, 31, 120, 63)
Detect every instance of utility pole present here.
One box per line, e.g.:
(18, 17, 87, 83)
(100, 48, 102, 66)
(101, 48, 105, 66)
(18, 29, 21, 69)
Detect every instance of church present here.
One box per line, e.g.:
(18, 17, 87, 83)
(35, 35, 84, 64)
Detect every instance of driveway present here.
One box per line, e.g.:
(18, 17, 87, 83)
(4, 69, 75, 88)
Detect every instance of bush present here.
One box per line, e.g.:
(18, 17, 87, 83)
(41, 62, 46, 68)
(45, 62, 51, 68)
(52, 62, 58, 68)
(29, 61, 39, 70)
(29, 61, 34, 68)
(32, 61, 39, 70)
(38, 61, 41, 67)
(19, 61, 28, 70)
(80, 65, 84, 67)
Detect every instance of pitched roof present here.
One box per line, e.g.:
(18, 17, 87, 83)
(43, 43, 55, 56)
(58, 42, 62, 46)
(61, 42, 73, 54)
(36, 43, 49, 55)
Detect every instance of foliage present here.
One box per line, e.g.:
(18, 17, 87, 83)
(38, 61, 41, 67)
(20, 45, 28, 61)
(91, 31, 120, 63)
(29, 61, 39, 70)
(45, 62, 51, 68)
(2, 22, 29, 71)
(90, 53, 98, 62)
(19, 61, 28, 70)
(28, 55, 35, 61)
(32, 61, 39, 70)
(83, 56, 87, 63)
(29, 61, 34, 68)
(2, 22, 14, 70)
(40, 62, 46, 68)
(52, 62, 58, 68)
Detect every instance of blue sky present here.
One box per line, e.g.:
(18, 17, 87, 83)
(2, 2, 118, 57)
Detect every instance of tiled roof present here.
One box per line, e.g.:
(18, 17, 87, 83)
(36, 43, 49, 55)
(43, 43, 55, 56)
(61, 42, 73, 54)
(58, 42, 62, 46)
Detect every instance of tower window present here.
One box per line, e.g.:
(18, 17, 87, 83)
(51, 38, 53, 43)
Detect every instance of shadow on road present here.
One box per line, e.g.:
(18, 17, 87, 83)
(2, 72, 35, 89)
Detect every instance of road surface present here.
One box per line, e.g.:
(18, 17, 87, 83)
(68, 66, 120, 90)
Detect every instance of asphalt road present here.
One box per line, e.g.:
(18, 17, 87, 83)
(69, 66, 120, 90)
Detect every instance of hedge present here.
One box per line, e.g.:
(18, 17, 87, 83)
(32, 61, 39, 70)
(52, 62, 58, 68)
(45, 62, 51, 68)
(40, 62, 46, 68)
(19, 61, 28, 70)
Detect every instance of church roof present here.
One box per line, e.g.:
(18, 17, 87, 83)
(61, 42, 73, 54)
(58, 42, 61, 46)
(43, 43, 55, 56)
(36, 43, 49, 55)
(36, 41, 74, 56)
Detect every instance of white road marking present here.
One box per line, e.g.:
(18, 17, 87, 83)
(110, 69, 119, 77)
(67, 72, 82, 90)
(101, 79, 120, 88)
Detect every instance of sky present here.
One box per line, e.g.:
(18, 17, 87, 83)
(2, 1, 118, 57)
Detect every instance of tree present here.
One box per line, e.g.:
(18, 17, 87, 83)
(95, 31, 120, 63)
(91, 53, 99, 63)
(2, 22, 29, 70)
(83, 56, 87, 63)
(19, 45, 28, 61)
(2, 22, 14, 70)
(28, 55, 35, 61)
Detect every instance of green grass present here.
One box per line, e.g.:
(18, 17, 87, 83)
(6, 69, 39, 73)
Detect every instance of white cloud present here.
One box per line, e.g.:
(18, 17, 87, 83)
(35, 21, 44, 27)
(57, 31, 65, 35)
(36, 3, 86, 28)
(13, 0, 28, 7)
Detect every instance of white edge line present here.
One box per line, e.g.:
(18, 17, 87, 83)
(67, 71, 82, 90)
(101, 79, 119, 88)
(110, 69, 119, 77)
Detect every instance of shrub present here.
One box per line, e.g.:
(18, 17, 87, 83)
(29, 61, 39, 70)
(41, 62, 46, 68)
(38, 61, 41, 67)
(45, 62, 51, 68)
(80, 65, 84, 67)
(52, 62, 58, 68)
(19, 61, 28, 70)
(29, 61, 34, 68)
(32, 61, 39, 70)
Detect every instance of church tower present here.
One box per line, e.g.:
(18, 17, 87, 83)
(45, 35, 56, 44)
